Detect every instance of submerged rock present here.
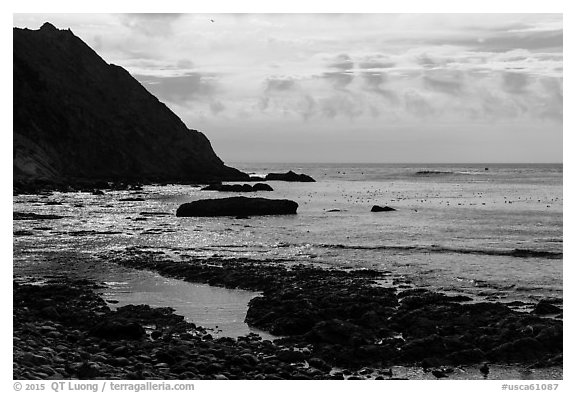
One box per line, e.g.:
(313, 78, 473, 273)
(265, 171, 315, 182)
(176, 197, 298, 217)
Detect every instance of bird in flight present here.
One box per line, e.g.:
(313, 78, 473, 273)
(210, 19, 215, 23)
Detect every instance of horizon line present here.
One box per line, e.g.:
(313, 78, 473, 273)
(227, 161, 563, 165)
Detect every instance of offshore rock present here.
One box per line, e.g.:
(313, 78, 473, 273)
(202, 183, 273, 192)
(252, 183, 274, 191)
(176, 197, 298, 217)
(265, 171, 315, 182)
(371, 205, 396, 212)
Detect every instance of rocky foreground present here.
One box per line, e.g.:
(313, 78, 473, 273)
(108, 249, 562, 369)
(14, 249, 562, 380)
(14, 279, 336, 380)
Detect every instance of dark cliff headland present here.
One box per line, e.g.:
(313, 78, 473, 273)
(13, 22, 248, 191)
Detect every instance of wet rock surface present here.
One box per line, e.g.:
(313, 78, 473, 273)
(104, 249, 563, 372)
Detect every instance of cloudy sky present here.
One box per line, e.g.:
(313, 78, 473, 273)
(13, 13, 562, 163)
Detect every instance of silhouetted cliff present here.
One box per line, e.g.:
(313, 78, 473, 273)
(14, 22, 247, 184)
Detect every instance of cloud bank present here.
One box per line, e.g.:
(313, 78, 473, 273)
(13, 13, 563, 162)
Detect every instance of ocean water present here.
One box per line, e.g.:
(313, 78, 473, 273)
(13, 163, 563, 326)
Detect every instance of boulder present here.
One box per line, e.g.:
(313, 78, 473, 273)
(265, 171, 315, 182)
(176, 197, 298, 217)
(277, 350, 308, 363)
(533, 300, 562, 315)
(371, 205, 396, 212)
(535, 326, 562, 350)
(487, 337, 546, 362)
(308, 357, 332, 372)
(89, 319, 145, 340)
(307, 319, 369, 346)
(400, 334, 446, 361)
(201, 183, 223, 191)
(447, 348, 486, 364)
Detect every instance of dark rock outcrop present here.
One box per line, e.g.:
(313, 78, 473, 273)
(176, 197, 298, 217)
(265, 171, 315, 182)
(202, 183, 273, 192)
(90, 318, 146, 340)
(252, 183, 274, 191)
(108, 249, 563, 371)
(14, 23, 247, 184)
(371, 205, 396, 212)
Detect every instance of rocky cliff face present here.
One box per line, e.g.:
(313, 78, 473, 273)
(14, 22, 247, 184)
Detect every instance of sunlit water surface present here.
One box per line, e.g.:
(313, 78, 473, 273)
(14, 163, 562, 341)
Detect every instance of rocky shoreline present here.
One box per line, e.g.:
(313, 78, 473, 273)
(14, 279, 336, 380)
(103, 249, 562, 371)
(13, 245, 563, 380)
